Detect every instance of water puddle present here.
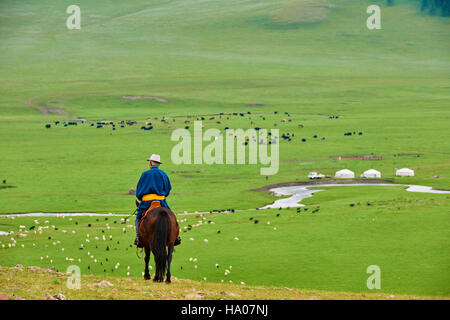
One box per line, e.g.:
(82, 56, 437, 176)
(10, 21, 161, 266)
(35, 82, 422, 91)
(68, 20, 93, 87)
(0, 212, 129, 218)
(261, 183, 450, 209)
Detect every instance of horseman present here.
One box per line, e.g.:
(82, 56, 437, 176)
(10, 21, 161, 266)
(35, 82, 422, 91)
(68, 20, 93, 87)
(134, 154, 181, 248)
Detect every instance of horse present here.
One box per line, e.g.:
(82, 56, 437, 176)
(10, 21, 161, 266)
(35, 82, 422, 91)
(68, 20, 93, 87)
(137, 202, 180, 283)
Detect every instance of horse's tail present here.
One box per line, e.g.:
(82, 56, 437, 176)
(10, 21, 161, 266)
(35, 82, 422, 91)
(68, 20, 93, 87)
(154, 209, 168, 279)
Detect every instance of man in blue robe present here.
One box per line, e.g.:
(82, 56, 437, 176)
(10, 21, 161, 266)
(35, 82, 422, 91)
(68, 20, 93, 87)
(134, 154, 181, 247)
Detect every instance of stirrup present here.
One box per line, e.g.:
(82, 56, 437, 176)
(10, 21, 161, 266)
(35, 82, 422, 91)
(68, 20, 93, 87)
(174, 236, 181, 246)
(134, 237, 144, 248)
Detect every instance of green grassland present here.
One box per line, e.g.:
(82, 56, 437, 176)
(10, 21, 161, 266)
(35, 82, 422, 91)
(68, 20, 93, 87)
(1, 0, 449, 297)
(1, 186, 449, 296)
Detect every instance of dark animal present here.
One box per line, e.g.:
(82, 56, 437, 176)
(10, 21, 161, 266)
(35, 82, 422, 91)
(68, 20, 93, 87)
(138, 206, 180, 283)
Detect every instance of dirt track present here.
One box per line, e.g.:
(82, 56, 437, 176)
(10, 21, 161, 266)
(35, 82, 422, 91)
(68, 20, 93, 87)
(26, 97, 67, 115)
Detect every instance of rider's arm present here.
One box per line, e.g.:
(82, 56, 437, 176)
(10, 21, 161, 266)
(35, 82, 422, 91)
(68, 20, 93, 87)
(136, 173, 145, 201)
(165, 173, 172, 197)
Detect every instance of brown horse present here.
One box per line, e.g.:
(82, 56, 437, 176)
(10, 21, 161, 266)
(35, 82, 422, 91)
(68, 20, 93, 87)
(138, 205, 179, 283)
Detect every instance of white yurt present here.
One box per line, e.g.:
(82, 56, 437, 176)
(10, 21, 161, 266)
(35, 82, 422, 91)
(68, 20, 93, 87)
(362, 169, 381, 178)
(335, 169, 355, 179)
(396, 168, 414, 177)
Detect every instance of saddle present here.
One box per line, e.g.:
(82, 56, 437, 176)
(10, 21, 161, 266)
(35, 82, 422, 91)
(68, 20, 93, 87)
(139, 201, 161, 226)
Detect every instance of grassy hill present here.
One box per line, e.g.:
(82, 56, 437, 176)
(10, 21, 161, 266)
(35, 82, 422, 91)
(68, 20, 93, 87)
(0, 0, 449, 213)
(0, 0, 449, 298)
(0, 265, 445, 300)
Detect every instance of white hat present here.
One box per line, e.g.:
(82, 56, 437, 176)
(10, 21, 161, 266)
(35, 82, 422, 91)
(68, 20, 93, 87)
(147, 154, 162, 164)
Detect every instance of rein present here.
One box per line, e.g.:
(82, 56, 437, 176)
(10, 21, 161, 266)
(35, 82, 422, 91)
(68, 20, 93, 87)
(136, 247, 143, 259)
(123, 208, 137, 223)
(122, 206, 143, 258)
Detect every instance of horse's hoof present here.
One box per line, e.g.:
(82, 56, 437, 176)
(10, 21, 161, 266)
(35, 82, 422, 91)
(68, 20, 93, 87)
(166, 279, 171, 284)
(144, 274, 151, 280)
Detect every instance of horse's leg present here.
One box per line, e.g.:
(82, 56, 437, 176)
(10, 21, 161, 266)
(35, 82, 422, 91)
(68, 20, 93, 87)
(144, 246, 151, 280)
(152, 249, 160, 282)
(166, 245, 174, 284)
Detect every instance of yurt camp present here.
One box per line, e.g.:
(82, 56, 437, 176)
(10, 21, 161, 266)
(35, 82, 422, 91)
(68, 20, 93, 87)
(396, 168, 414, 177)
(335, 169, 355, 179)
(361, 169, 381, 178)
